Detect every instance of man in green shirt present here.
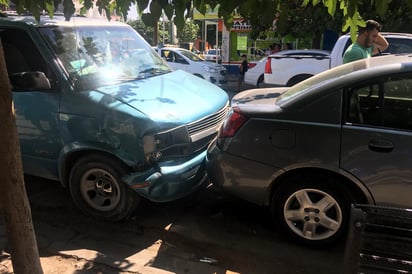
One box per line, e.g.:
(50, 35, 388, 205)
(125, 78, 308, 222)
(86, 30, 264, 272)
(343, 20, 389, 64)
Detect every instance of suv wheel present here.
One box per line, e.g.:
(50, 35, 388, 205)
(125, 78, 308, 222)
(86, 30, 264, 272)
(69, 154, 140, 221)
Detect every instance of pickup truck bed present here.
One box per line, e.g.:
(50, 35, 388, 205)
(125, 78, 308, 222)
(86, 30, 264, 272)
(264, 50, 330, 86)
(264, 32, 412, 87)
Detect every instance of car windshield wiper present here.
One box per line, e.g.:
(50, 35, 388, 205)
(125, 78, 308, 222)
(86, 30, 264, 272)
(138, 66, 171, 78)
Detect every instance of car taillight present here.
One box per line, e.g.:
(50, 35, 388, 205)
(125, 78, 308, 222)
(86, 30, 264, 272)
(265, 57, 272, 74)
(218, 109, 248, 138)
(248, 63, 257, 69)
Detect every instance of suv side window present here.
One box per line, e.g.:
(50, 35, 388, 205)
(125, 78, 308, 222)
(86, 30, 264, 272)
(0, 28, 56, 90)
(346, 73, 412, 130)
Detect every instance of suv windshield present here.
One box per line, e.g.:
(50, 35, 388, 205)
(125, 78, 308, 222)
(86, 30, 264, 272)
(39, 25, 171, 89)
(177, 49, 204, 62)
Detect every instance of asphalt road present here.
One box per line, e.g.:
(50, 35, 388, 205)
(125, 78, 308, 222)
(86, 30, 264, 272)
(1, 175, 347, 274)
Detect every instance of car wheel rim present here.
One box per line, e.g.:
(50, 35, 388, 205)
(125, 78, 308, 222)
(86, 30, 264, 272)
(80, 168, 121, 212)
(283, 188, 342, 241)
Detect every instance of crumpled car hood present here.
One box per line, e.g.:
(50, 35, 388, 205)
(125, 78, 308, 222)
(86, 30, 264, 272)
(95, 70, 229, 124)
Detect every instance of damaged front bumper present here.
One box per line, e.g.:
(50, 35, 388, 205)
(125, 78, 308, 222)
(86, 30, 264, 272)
(122, 151, 207, 202)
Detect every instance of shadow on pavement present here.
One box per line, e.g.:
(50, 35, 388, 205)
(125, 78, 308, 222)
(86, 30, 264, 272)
(1, 175, 346, 274)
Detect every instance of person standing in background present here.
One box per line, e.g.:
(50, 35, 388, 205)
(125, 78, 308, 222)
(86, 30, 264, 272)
(272, 43, 282, 54)
(343, 20, 389, 64)
(238, 54, 248, 91)
(283, 43, 293, 50)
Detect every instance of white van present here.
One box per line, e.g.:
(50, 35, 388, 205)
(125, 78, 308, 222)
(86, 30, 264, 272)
(156, 47, 228, 88)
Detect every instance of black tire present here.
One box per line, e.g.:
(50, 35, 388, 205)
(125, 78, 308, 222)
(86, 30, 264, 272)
(69, 154, 140, 221)
(286, 74, 312, 87)
(257, 75, 264, 87)
(271, 175, 351, 246)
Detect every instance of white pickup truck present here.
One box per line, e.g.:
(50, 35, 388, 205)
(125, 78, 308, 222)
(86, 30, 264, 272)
(264, 32, 412, 86)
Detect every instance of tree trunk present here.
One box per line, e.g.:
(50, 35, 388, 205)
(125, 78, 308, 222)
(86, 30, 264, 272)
(0, 40, 43, 273)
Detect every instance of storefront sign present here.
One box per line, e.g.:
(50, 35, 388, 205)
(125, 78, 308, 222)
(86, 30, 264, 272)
(232, 19, 252, 32)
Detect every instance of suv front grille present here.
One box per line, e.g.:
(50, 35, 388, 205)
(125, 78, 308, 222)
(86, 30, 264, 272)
(187, 103, 229, 143)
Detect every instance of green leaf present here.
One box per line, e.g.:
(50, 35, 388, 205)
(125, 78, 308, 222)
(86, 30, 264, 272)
(83, 0, 93, 10)
(137, 0, 150, 14)
(45, 0, 55, 17)
(339, 0, 347, 15)
(342, 10, 365, 41)
(63, 0, 75, 21)
(163, 3, 174, 21)
(323, 0, 337, 16)
(158, 0, 168, 7)
(173, 0, 186, 31)
(105, 7, 112, 21)
(117, 0, 133, 21)
(150, 0, 162, 21)
(29, 1, 40, 21)
(312, 0, 321, 6)
(342, 15, 351, 32)
(347, 0, 357, 18)
(142, 13, 157, 27)
(173, 13, 185, 31)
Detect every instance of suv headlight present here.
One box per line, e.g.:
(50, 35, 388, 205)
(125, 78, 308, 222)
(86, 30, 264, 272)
(143, 135, 162, 162)
(143, 126, 190, 163)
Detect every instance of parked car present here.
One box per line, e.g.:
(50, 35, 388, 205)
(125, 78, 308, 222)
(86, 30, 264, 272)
(244, 57, 267, 87)
(1, 13, 229, 221)
(206, 54, 412, 246)
(204, 49, 222, 63)
(155, 47, 228, 88)
(245, 50, 330, 88)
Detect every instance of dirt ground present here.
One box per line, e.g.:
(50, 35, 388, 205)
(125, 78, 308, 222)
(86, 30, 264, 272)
(1, 172, 345, 274)
(1, 253, 129, 274)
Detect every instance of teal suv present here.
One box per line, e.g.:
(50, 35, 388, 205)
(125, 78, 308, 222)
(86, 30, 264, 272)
(1, 13, 228, 221)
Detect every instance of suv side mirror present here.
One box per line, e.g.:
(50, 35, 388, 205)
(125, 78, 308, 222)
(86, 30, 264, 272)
(10, 71, 51, 90)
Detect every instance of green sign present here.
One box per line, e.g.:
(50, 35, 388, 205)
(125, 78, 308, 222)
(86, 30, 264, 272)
(237, 34, 247, 50)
